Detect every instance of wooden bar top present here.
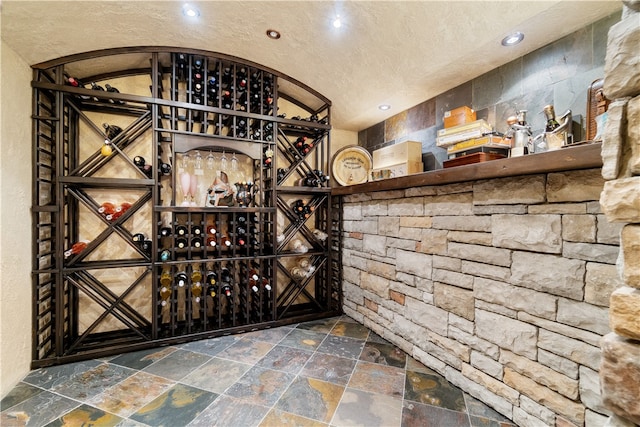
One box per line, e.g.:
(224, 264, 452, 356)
(332, 142, 603, 196)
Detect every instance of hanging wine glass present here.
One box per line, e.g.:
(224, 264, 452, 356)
(180, 152, 191, 172)
(194, 150, 203, 170)
(230, 152, 239, 171)
(206, 151, 215, 170)
(180, 171, 191, 206)
(220, 150, 228, 171)
(191, 150, 203, 206)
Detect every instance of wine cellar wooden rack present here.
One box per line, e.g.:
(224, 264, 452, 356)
(31, 47, 341, 367)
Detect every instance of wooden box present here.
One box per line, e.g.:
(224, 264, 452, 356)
(443, 152, 506, 168)
(372, 141, 422, 169)
(371, 161, 423, 180)
(444, 106, 476, 128)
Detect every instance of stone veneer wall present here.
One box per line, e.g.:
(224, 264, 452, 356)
(341, 168, 623, 427)
(598, 1, 640, 426)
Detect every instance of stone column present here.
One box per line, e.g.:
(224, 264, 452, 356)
(599, 1, 640, 426)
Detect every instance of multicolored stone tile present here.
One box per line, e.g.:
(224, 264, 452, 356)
(115, 419, 148, 427)
(402, 399, 470, 427)
(129, 383, 218, 427)
(366, 331, 390, 345)
(188, 394, 270, 427)
(242, 327, 294, 344)
(179, 335, 239, 356)
(276, 377, 344, 423)
(225, 366, 294, 406)
(331, 387, 403, 427)
(279, 329, 327, 352)
(404, 370, 466, 412)
(348, 361, 405, 399)
(260, 408, 328, 427)
(216, 338, 274, 365)
(22, 360, 102, 390)
(109, 346, 177, 370)
(87, 371, 175, 417)
(465, 394, 515, 425)
(359, 341, 406, 369)
(405, 356, 438, 375)
(142, 349, 211, 381)
(470, 415, 517, 427)
(330, 320, 370, 340)
(51, 363, 136, 401)
(0, 390, 79, 427)
(180, 356, 252, 394)
(45, 404, 122, 427)
(316, 335, 365, 360)
(0, 383, 42, 411)
(295, 317, 339, 334)
(299, 353, 357, 386)
(256, 345, 313, 374)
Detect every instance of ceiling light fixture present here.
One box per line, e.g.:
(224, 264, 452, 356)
(266, 29, 281, 40)
(182, 3, 200, 18)
(333, 15, 342, 28)
(378, 104, 391, 111)
(501, 32, 524, 46)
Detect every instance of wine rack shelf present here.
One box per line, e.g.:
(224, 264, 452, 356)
(31, 48, 341, 367)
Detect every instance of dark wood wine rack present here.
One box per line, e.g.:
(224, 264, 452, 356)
(31, 47, 341, 367)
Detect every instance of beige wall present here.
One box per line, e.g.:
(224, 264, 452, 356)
(1, 41, 34, 398)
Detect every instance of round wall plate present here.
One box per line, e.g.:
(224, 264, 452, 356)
(331, 145, 372, 186)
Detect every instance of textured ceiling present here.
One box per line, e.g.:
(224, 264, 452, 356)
(1, 1, 622, 131)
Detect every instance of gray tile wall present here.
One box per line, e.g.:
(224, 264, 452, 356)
(359, 11, 621, 170)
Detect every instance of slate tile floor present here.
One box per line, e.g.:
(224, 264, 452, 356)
(1, 316, 516, 427)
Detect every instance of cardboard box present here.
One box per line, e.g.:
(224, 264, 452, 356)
(373, 141, 423, 169)
(444, 106, 476, 128)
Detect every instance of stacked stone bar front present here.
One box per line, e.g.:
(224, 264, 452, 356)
(341, 168, 620, 426)
(599, 1, 640, 426)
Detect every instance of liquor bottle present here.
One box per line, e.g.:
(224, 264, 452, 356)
(543, 104, 560, 132)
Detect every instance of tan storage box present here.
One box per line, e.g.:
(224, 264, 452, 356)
(373, 141, 423, 169)
(444, 106, 476, 128)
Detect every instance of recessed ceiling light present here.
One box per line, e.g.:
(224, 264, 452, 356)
(378, 104, 391, 111)
(182, 3, 200, 18)
(501, 32, 524, 46)
(266, 29, 281, 40)
(333, 15, 342, 28)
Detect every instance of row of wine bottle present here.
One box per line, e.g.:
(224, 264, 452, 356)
(159, 260, 273, 325)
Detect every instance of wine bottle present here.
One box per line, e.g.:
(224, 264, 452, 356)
(176, 53, 188, 81)
(176, 224, 189, 237)
(192, 235, 203, 249)
(176, 236, 188, 249)
(66, 76, 83, 87)
(103, 123, 123, 141)
(193, 58, 203, 71)
(175, 265, 188, 321)
(543, 104, 560, 132)
(64, 241, 88, 258)
(220, 232, 232, 248)
(192, 225, 203, 236)
(159, 249, 171, 262)
(191, 263, 203, 320)
(132, 233, 145, 245)
(141, 239, 153, 256)
(159, 266, 172, 323)
(90, 82, 105, 101)
(205, 265, 218, 319)
(105, 84, 125, 104)
(160, 163, 172, 175)
(206, 235, 217, 248)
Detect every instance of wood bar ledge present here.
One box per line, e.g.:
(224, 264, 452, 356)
(332, 142, 602, 195)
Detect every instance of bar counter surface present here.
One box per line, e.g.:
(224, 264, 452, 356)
(332, 142, 603, 195)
